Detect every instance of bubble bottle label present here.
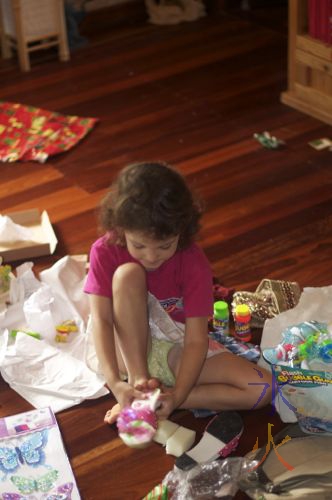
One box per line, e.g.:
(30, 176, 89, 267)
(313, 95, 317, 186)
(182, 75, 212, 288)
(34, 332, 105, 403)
(234, 304, 252, 342)
(213, 300, 230, 341)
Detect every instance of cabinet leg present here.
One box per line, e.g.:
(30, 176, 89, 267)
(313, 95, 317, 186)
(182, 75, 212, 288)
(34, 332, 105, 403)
(1, 37, 12, 59)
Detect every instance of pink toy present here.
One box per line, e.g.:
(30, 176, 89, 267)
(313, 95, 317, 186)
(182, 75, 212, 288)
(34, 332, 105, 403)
(116, 388, 161, 448)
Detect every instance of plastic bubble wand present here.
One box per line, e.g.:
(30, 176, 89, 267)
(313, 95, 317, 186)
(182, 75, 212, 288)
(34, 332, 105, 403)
(116, 388, 161, 448)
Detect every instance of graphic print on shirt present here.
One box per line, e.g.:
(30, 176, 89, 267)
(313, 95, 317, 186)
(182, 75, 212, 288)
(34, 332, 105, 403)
(159, 297, 183, 314)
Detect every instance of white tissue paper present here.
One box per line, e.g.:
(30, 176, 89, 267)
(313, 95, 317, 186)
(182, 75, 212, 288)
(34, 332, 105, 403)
(0, 214, 33, 242)
(0, 329, 8, 366)
(15, 261, 42, 300)
(0, 255, 109, 412)
(258, 285, 332, 423)
(1, 332, 108, 413)
(39, 254, 90, 324)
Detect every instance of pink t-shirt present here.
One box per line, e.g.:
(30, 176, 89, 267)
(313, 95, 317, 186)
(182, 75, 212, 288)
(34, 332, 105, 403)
(84, 236, 213, 324)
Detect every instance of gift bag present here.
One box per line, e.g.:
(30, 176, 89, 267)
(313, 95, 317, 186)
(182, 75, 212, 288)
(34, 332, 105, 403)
(232, 279, 301, 328)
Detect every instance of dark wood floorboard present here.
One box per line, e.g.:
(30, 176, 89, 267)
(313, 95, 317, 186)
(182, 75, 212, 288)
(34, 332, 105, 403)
(1, 1, 332, 498)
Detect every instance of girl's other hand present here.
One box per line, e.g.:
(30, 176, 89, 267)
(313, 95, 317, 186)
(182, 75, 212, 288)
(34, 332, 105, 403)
(155, 388, 179, 420)
(104, 380, 145, 425)
(112, 380, 145, 409)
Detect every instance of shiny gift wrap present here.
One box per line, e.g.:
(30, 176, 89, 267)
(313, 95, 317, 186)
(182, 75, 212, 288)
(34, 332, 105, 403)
(232, 279, 301, 328)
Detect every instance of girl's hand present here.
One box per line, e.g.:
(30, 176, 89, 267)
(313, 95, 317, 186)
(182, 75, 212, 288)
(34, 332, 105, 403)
(105, 379, 162, 425)
(104, 380, 145, 425)
(155, 387, 179, 420)
(112, 380, 145, 409)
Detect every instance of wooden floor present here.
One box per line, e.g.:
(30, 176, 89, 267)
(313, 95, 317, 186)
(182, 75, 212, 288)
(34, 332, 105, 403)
(1, 1, 332, 498)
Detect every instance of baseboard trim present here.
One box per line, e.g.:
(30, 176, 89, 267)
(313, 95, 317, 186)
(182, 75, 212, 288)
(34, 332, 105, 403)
(86, 0, 135, 10)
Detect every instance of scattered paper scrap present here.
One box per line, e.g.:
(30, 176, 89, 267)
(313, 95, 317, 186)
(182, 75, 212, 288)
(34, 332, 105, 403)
(253, 131, 285, 149)
(308, 138, 332, 150)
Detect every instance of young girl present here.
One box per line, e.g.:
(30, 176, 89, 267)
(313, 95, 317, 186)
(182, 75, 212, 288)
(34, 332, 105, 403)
(84, 161, 272, 423)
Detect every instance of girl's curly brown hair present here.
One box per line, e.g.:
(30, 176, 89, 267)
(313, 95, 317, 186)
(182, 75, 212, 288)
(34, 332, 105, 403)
(99, 162, 203, 248)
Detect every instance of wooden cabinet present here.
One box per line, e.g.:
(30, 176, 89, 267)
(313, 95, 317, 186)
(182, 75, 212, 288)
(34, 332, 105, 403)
(0, 0, 69, 72)
(281, 0, 332, 125)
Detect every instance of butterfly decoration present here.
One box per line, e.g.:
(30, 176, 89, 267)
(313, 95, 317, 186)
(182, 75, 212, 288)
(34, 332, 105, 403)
(9, 469, 59, 495)
(1, 481, 73, 500)
(0, 430, 49, 480)
(44, 482, 73, 500)
(1, 495, 37, 500)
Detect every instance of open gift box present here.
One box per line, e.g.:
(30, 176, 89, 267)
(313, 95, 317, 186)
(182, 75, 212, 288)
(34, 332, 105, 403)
(0, 208, 57, 262)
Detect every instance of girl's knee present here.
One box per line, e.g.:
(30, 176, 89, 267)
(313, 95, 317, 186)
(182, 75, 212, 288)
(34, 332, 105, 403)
(112, 262, 146, 294)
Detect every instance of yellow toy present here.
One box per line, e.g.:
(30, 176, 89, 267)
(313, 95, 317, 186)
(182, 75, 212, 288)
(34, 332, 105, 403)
(55, 320, 78, 343)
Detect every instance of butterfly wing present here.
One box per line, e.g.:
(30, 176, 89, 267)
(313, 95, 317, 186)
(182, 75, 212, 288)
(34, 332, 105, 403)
(43, 496, 67, 500)
(0, 446, 19, 475)
(10, 475, 37, 495)
(57, 482, 73, 496)
(2, 495, 23, 500)
(42, 481, 73, 500)
(2, 494, 38, 500)
(35, 469, 59, 493)
(19, 430, 48, 468)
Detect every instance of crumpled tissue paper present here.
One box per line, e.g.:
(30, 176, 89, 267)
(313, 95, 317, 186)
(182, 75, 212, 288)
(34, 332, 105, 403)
(40, 254, 90, 324)
(0, 214, 33, 242)
(1, 332, 108, 412)
(0, 255, 109, 412)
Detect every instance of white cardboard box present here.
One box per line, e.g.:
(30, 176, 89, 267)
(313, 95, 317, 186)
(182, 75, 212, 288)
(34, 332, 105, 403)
(0, 209, 58, 262)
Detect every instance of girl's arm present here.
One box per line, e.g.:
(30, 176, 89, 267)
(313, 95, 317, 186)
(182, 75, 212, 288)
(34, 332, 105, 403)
(88, 293, 143, 408)
(158, 316, 208, 418)
(174, 316, 208, 402)
(89, 293, 119, 387)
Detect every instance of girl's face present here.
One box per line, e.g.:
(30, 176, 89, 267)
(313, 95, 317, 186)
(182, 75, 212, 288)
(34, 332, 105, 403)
(124, 230, 180, 271)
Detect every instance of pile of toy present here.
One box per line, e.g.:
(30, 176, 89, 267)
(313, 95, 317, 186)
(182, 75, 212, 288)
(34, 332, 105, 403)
(262, 320, 332, 434)
(263, 320, 332, 370)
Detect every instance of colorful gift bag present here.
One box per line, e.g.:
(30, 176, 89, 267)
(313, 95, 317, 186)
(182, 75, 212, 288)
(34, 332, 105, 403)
(0, 101, 97, 163)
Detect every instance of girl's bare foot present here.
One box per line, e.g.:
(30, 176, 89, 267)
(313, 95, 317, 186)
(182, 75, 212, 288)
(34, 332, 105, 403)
(135, 377, 160, 391)
(104, 403, 121, 424)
